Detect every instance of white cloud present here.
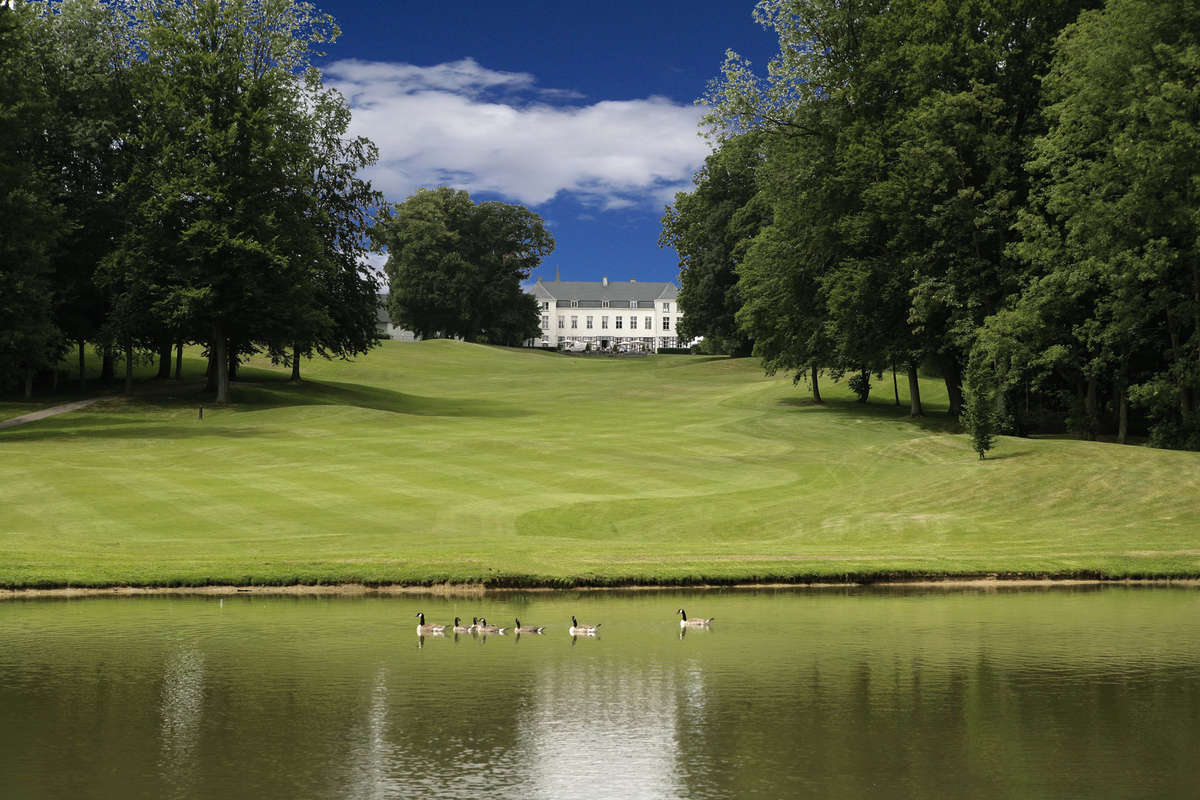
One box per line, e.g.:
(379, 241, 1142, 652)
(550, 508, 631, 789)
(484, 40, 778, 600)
(323, 58, 710, 210)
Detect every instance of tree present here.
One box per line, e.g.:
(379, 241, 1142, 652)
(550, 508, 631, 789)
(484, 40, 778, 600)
(376, 187, 554, 345)
(660, 131, 768, 356)
(100, 0, 377, 403)
(962, 371, 997, 459)
(705, 0, 1096, 419)
(35, 0, 139, 393)
(1002, 0, 1200, 447)
(0, 1, 64, 396)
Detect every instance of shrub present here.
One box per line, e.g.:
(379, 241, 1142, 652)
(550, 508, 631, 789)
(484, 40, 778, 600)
(848, 370, 871, 403)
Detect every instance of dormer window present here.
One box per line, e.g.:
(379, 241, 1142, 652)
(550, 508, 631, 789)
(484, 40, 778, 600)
(629, 300, 637, 309)
(601, 299, 610, 308)
(570, 299, 579, 308)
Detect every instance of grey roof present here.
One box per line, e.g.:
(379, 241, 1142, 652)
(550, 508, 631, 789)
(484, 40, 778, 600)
(530, 279, 678, 303)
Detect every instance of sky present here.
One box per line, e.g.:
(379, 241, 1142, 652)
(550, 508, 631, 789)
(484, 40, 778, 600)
(310, 0, 778, 285)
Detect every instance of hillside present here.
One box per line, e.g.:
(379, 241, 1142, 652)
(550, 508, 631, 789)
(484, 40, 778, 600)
(1, 341, 1198, 588)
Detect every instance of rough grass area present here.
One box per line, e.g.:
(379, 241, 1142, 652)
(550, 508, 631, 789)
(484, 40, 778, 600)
(1, 341, 1198, 588)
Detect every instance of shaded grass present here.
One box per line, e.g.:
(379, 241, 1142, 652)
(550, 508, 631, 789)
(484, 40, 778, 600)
(1, 340, 1198, 588)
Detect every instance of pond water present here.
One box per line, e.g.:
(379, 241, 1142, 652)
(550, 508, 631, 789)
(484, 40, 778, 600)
(1, 586, 1197, 799)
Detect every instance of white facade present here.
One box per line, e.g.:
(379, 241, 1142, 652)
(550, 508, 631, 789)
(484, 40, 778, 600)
(528, 277, 683, 351)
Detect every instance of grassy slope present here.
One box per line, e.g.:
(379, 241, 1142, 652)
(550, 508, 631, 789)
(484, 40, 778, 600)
(1, 340, 1198, 587)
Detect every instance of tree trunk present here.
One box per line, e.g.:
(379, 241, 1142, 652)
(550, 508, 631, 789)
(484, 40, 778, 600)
(1166, 311, 1191, 419)
(24, 368, 33, 400)
(227, 351, 238, 383)
(174, 340, 183, 380)
(101, 347, 114, 385)
(157, 340, 172, 379)
(892, 362, 900, 406)
(78, 339, 86, 393)
(907, 363, 923, 417)
(1118, 387, 1129, 444)
(291, 343, 302, 382)
(213, 324, 230, 404)
(943, 357, 964, 418)
(1085, 375, 1099, 440)
(811, 364, 821, 403)
(123, 341, 134, 394)
(205, 351, 217, 393)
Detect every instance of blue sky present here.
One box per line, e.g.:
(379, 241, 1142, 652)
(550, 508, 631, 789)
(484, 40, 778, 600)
(311, 0, 777, 284)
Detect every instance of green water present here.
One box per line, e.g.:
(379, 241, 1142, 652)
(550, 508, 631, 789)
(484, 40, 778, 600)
(1, 587, 1197, 799)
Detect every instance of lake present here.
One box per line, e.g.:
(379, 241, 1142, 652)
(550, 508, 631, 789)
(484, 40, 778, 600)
(1, 586, 1197, 798)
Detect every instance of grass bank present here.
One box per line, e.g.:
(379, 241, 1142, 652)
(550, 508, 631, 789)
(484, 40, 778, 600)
(1, 341, 1198, 588)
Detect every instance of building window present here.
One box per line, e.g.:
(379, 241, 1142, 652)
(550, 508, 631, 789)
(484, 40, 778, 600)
(571, 316, 578, 329)
(663, 302, 671, 312)
(645, 316, 652, 330)
(570, 299, 579, 307)
(541, 315, 549, 329)
(586, 316, 593, 329)
(558, 318, 564, 329)
(663, 317, 670, 330)
(601, 317, 608, 329)
(615, 317, 623, 329)
(630, 300, 637, 309)
(541, 302, 549, 310)
(602, 300, 610, 308)
(630, 316, 637, 329)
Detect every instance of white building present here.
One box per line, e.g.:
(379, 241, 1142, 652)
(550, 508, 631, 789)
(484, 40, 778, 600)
(375, 296, 420, 341)
(528, 276, 683, 351)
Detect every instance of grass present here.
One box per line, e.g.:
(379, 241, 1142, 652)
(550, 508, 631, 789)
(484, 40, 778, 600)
(1, 340, 1198, 588)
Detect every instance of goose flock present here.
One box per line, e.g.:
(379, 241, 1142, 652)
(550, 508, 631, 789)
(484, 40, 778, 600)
(414, 609, 714, 637)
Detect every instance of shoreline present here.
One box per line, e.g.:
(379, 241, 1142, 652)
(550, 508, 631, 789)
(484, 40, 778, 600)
(4, 575, 1199, 600)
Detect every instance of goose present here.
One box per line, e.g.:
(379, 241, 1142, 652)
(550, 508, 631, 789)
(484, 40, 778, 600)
(568, 615, 600, 635)
(677, 608, 713, 627)
(513, 618, 545, 634)
(477, 618, 507, 634)
(416, 612, 446, 635)
(452, 617, 474, 633)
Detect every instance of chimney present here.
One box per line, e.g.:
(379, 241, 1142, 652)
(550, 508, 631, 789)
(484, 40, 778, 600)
(555, 267, 560, 282)
(602, 276, 608, 287)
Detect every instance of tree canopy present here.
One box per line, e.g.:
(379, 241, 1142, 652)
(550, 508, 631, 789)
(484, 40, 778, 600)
(375, 187, 554, 346)
(0, 0, 381, 401)
(661, 0, 1200, 448)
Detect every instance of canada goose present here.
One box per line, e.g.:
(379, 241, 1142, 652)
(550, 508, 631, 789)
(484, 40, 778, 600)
(416, 612, 446, 634)
(452, 617, 474, 633)
(477, 618, 507, 634)
(568, 615, 600, 635)
(677, 608, 713, 627)
(513, 618, 545, 634)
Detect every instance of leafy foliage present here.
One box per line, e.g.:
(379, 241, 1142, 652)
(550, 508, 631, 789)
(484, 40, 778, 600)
(660, 131, 768, 356)
(0, 0, 383, 401)
(376, 187, 553, 345)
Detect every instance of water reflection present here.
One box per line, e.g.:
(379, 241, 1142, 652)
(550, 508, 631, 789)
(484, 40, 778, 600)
(345, 668, 392, 800)
(517, 663, 683, 799)
(0, 587, 1198, 799)
(158, 648, 205, 798)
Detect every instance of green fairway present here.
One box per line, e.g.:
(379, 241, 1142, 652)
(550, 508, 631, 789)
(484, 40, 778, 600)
(2, 341, 1198, 588)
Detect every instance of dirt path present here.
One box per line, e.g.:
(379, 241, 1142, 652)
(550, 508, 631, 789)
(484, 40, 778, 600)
(0, 397, 105, 429)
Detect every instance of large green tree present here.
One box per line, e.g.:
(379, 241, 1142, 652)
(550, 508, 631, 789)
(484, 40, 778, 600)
(660, 131, 769, 356)
(376, 187, 554, 345)
(36, 0, 139, 392)
(993, 0, 1200, 446)
(705, 0, 1094, 418)
(101, 0, 378, 403)
(0, 1, 64, 396)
